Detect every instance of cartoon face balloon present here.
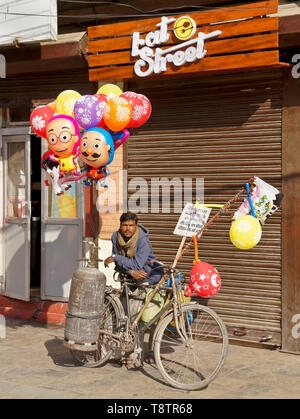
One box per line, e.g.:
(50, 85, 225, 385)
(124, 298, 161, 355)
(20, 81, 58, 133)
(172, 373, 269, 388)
(80, 128, 115, 169)
(46, 115, 80, 160)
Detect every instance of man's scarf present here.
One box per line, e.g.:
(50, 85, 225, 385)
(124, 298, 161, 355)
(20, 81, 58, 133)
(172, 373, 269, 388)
(117, 227, 140, 258)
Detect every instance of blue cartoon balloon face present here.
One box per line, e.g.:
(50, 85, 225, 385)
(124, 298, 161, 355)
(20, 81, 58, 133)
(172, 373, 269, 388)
(80, 130, 111, 169)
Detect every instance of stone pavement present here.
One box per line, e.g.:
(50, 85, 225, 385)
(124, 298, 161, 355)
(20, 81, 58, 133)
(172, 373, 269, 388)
(0, 318, 300, 400)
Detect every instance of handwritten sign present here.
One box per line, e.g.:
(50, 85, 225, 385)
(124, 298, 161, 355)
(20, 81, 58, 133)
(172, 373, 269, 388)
(173, 203, 211, 237)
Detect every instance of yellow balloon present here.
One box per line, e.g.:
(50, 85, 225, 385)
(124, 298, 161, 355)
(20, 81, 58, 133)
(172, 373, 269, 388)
(97, 83, 122, 99)
(230, 215, 262, 250)
(47, 101, 56, 110)
(55, 90, 81, 117)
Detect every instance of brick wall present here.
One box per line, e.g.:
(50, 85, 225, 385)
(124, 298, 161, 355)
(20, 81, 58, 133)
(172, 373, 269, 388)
(98, 142, 124, 240)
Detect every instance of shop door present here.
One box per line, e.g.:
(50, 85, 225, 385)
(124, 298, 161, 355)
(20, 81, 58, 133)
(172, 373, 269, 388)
(2, 128, 31, 301)
(40, 143, 85, 301)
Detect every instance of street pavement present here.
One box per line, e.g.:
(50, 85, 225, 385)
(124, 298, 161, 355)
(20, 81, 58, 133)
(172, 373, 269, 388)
(0, 318, 300, 400)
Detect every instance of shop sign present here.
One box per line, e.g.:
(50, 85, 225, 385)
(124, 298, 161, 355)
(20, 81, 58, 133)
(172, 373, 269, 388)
(88, 1, 279, 81)
(131, 16, 222, 77)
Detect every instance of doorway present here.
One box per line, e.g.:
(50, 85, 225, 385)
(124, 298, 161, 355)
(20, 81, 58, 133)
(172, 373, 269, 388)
(30, 134, 41, 298)
(2, 127, 85, 302)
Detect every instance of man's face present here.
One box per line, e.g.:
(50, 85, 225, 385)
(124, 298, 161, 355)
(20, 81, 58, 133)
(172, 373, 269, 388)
(80, 131, 110, 169)
(46, 118, 78, 158)
(120, 220, 137, 239)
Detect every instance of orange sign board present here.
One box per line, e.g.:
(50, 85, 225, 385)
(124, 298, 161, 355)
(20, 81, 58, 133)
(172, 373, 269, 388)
(88, 0, 279, 81)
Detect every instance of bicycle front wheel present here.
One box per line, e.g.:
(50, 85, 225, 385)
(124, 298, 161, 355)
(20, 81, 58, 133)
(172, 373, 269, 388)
(154, 303, 228, 391)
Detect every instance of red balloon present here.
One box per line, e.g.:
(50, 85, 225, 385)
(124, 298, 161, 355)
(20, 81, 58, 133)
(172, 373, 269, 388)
(30, 105, 56, 139)
(189, 261, 221, 298)
(94, 93, 108, 128)
(120, 91, 151, 128)
(136, 93, 151, 127)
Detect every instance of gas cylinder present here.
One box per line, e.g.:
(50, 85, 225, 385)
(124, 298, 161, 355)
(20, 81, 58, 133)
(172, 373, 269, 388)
(64, 266, 106, 348)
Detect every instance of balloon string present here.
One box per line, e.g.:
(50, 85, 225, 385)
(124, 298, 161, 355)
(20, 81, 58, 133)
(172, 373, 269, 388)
(192, 235, 200, 264)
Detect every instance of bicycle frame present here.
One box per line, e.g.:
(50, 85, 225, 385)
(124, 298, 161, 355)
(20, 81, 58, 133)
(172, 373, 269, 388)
(107, 269, 191, 347)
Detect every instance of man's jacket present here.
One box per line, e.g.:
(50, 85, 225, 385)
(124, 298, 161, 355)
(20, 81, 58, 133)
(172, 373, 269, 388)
(111, 224, 164, 285)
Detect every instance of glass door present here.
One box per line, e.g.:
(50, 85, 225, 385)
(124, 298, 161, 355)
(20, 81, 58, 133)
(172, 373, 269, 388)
(41, 142, 85, 301)
(2, 131, 31, 301)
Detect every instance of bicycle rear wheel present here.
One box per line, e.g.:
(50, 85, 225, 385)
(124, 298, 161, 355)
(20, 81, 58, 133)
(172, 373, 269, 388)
(154, 303, 228, 390)
(71, 294, 123, 368)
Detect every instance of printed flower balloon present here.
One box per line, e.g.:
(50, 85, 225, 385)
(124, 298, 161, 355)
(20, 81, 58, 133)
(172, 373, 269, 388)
(97, 83, 122, 99)
(55, 90, 81, 117)
(94, 93, 108, 128)
(103, 97, 132, 132)
(30, 105, 56, 139)
(120, 91, 151, 128)
(74, 95, 103, 130)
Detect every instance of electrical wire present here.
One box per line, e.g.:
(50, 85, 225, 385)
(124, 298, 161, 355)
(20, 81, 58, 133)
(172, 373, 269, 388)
(57, 0, 277, 13)
(0, 1, 277, 20)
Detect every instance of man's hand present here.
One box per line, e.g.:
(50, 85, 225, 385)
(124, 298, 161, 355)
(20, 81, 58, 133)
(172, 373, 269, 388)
(129, 270, 148, 281)
(104, 256, 114, 268)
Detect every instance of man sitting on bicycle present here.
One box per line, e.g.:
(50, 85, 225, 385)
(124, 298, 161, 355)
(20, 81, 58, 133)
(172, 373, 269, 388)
(104, 212, 164, 364)
(104, 211, 164, 285)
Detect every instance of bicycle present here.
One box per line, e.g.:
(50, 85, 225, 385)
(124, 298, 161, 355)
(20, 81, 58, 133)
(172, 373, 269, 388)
(67, 260, 229, 391)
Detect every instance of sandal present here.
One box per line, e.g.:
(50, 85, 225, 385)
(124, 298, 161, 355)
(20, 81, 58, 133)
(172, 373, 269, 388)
(122, 356, 134, 366)
(144, 351, 155, 365)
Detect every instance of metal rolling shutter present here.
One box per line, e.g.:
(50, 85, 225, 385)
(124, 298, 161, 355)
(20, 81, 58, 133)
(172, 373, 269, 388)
(0, 71, 97, 108)
(127, 69, 282, 347)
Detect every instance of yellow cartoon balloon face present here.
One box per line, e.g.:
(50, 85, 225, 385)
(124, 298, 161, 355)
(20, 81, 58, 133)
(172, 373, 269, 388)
(80, 131, 111, 169)
(46, 118, 78, 158)
(174, 16, 196, 41)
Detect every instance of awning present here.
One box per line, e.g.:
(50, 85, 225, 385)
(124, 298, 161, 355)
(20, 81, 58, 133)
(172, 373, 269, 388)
(0, 32, 88, 77)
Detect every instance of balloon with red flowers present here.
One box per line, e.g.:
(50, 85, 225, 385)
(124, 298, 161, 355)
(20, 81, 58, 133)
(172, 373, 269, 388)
(94, 93, 108, 128)
(30, 105, 56, 139)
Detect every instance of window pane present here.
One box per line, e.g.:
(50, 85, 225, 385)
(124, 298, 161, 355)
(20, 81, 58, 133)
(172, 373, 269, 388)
(7, 142, 26, 218)
(48, 182, 78, 218)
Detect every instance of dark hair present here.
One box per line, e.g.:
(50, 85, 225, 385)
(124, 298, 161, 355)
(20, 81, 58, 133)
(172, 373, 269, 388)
(120, 212, 138, 224)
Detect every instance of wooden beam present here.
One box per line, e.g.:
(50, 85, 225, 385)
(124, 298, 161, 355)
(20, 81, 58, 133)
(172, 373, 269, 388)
(88, 0, 278, 38)
(88, 17, 278, 53)
(279, 15, 300, 35)
(89, 33, 278, 68)
(89, 50, 279, 81)
(41, 42, 80, 60)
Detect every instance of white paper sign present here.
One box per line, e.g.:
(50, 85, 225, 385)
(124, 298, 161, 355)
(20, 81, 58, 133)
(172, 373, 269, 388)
(173, 203, 211, 237)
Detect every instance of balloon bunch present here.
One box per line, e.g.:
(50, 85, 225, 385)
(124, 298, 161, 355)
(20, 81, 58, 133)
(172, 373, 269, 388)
(230, 178, 282, 250)
(30, 84, 152, 195)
